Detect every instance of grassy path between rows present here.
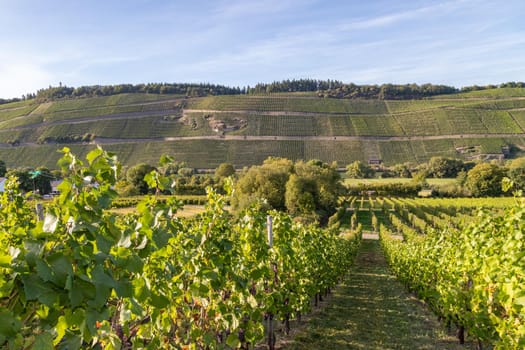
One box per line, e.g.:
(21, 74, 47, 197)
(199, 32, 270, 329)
(280, 239, 473, 350)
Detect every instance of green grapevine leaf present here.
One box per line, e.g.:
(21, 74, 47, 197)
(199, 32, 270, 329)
(86, 147, 104, 165)
(22, 275, 58, 306)
(0, 310, 21, 340)
(33, 332, 54, 350)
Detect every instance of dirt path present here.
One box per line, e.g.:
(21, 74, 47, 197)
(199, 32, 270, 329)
(93, 132, 525, 143)
(281, 239, 473, 350)
(3, 130, 524, 149)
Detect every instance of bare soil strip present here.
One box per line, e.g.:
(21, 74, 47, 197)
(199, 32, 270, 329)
(94, 132, 525, 143)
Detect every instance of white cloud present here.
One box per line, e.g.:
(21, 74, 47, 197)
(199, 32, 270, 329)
(339, 0, 469, 31)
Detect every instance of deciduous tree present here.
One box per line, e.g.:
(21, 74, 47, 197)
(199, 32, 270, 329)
(466, 163, 505, 197)
(126, 163, 155, 194)
(346, 160, 374, 179)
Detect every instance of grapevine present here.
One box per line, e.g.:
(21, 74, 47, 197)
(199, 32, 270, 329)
(380, 198, 525, 348)
(0, 146, 361, 349)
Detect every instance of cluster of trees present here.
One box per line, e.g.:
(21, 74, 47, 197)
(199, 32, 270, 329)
(4, 80, 525, 104)
(249, 80, 525, 97)
(346, 156, 525, 197)
(249, 79, 344, 94)
(460, 81, 525, 92)
(2, 151, 525, 203)
(248, 79, 459, 98)
(0, 97, 30, 105)
(319, 83, 458, 100)
(114, 161, 234, 197)
(1, 166, 54, 194)
(37, 133, 95, 144)
(346, 157, 473, 180)
(232, 158, 342, 223)
(34, 83, 244, 101)
(0, 158, 227, 197)
(91, 154, 525, 199)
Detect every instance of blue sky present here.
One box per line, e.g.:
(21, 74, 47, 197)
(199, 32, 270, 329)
(1, 0, 524, 98)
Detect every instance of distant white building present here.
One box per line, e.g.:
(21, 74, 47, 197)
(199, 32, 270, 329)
(51, 180, 63, 195)
(0, 177, 6, 193)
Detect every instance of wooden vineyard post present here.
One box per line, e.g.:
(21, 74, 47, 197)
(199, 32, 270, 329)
(35, 203, 44, 221)
(266, 215, 275, 350)
(267, 215, 273, 248)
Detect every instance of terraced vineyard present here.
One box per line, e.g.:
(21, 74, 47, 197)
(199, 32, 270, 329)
(1, 88, 525, 168)
(187, 95, 390, 114)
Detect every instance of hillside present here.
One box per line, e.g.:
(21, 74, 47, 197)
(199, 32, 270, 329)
(1, 88, 525, 168)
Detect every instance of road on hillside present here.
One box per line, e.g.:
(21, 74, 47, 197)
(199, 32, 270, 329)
(2, 132, 524, 149)
(91, 132, 525, 144)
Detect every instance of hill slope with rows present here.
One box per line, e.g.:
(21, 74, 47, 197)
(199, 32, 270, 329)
(1, 88, 525, 168)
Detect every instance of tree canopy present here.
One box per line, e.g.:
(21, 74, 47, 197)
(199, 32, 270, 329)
(426, 157, 469, 178)
(466, 163, 505, 197)
(35, 83, 243, 101)
(507, 157, 525, 192)
(346, 160, 375, 179)
(232, 157, 342, 222)
(4, 79, 523, 103)
(126, 163, 156, 195)
(215, 163, 236, 178)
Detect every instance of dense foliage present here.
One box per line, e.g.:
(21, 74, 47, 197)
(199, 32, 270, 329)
(35, 83, 243, 101)
(425, 157, 470, 179)
(318, 83, 457, 100)
(0, 97, 25, 105)
(465, 163, 506, 197)
(249, 79, 343, 94)
(232, 158, 342, 222)
(250, 79, 525, 99)
(6, 80, 522, 103)
(0, 147, 361, 349)
(346, 161, 375, 179)
(380, 196, 525, 348)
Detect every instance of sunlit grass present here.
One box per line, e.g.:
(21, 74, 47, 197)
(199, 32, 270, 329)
(281, 240, 477, 350)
